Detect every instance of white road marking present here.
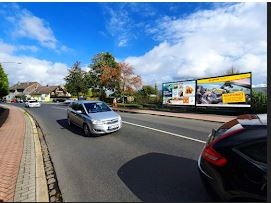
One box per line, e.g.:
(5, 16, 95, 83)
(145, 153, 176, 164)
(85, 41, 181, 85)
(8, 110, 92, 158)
(122, 121, 206, 144)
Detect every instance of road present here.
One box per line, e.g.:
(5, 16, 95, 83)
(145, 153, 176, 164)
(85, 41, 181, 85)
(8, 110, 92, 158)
(14, 103, 222, 202)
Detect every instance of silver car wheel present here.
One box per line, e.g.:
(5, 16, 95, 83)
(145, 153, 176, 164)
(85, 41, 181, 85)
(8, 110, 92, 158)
(83, 124, 90, 136)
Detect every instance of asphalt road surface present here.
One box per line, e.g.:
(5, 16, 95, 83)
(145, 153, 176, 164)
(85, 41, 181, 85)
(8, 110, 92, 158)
(14, 103, 223, 202)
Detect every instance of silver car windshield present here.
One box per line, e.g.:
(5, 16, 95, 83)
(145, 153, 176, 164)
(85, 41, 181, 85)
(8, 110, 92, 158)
(84, 102, 111, 113)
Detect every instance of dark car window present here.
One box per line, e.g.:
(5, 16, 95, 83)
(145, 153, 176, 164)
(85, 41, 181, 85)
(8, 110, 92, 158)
(78, 104, 86, 113)
(84, 102, 111, 113)
(238, 141, 267, 164)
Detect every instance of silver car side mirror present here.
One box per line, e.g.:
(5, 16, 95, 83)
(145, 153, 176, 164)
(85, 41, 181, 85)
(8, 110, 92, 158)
(76, 110, 82, 114)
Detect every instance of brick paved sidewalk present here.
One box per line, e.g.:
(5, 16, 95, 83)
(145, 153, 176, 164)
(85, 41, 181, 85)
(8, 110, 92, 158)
(0, 105, 25, 202)
(0, 105, 48, 202)
(112, 107, 236, 123)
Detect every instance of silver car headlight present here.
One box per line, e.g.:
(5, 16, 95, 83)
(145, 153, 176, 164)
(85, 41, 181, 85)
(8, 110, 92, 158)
(91, 119, 104, 125)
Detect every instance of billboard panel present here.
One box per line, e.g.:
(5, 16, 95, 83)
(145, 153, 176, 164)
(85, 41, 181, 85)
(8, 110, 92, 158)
(162, 80, 196, 105)
(196, 73, 251, 107)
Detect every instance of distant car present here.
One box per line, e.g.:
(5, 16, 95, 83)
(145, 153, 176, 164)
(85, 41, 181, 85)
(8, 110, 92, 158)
(25, 100, 41, 108)
(67, 100, 122, 136)
(198, 114, 267, 201)
(63, 99, 74, 105)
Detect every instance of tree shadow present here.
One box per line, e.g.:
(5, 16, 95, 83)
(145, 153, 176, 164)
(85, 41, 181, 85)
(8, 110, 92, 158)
(117, 152, 219, 202)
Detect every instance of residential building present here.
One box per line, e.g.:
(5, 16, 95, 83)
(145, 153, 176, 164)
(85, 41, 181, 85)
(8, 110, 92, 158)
(31, 85, 71, 102)
(5, 82, 41, 102)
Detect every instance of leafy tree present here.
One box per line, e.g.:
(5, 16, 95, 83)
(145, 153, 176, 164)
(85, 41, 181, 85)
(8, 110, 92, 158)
(0, 64, 9, 98)
(251, 90, 267, 113)
(154, 83, 159, 95)
(89, 52, 120, 92)
(64, 61, 89, 97)
(138, 85, 157, 96)
(119, 62, 142, 96)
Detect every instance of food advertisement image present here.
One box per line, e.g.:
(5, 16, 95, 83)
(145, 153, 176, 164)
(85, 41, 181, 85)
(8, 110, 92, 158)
(162, 80, 196, 105)
(196, 73, 251, 107)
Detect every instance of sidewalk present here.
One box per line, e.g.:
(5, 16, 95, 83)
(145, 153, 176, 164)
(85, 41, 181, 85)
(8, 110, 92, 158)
(0, 105, 48, 202)
(112, 107, 237, 123)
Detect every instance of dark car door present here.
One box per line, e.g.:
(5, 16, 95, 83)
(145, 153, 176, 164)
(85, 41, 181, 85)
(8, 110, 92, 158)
(232, 139, 267, 199)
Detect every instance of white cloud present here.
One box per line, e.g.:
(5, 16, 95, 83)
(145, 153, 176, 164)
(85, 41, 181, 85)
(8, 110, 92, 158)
(118, 39, 128, 47)
(2, 5, 70, 52)
(15, 10, 57, 49)
(125, 3, 267, 87)
(0, 44, 68, 86)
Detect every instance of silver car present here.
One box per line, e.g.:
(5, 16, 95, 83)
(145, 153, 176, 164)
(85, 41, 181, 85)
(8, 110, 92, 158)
(67, 100, 122, 136)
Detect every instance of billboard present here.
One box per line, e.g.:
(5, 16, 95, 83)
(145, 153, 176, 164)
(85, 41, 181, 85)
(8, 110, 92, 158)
(162, 80, 196, 105)
(196, 73, 251, 107)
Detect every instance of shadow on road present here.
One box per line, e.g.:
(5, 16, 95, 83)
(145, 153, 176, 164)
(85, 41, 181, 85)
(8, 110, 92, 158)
(56, 119, 85, 136)
(117, 152, 219, 202)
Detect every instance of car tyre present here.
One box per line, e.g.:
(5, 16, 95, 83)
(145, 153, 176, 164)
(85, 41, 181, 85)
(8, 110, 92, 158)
(83, 123, 93, 137)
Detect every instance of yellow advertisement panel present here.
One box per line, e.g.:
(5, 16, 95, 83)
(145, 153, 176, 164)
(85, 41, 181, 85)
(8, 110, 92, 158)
(196, 72, 251, 107)
(198, 73, 251, 84)
(222, 92, 246, 103)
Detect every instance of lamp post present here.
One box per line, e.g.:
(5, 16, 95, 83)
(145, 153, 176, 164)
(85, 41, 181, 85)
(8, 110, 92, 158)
(0, 61, 22, 64)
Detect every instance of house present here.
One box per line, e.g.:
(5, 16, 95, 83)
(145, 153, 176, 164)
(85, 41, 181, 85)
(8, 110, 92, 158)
(31, 85, 71, 102)
(6, 82, 41, 102)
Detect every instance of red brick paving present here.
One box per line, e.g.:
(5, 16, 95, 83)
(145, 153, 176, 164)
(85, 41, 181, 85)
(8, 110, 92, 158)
(0, 105, 25, 202)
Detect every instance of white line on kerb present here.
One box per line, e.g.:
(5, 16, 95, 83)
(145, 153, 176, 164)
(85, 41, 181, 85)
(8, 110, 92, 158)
(122, 121, 206, 144)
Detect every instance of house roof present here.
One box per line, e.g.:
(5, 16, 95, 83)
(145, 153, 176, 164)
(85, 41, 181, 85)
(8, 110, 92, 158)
(32, 86, 59, 95)
(9, 82, 39, 90)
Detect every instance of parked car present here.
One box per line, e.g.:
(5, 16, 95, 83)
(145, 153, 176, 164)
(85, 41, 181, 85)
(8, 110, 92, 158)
(67, 100, 122, 136)
(198, 114, 267, 201)
(25, 100, 41, 108)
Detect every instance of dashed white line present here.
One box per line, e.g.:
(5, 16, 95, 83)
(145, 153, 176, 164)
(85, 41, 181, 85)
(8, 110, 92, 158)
(122, 121, 206, 144)
(49, 106, 206, 144)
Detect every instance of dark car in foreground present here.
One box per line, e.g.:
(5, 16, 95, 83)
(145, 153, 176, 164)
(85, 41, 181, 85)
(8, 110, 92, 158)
(198, 114, 267, 201)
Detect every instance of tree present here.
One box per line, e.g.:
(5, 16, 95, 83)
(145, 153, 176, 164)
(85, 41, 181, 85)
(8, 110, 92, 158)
(119, 62, 142, 97)
(138, 85, 157, 96)
(225, 66, 240, 75)
(0, 64, 9, 98)
(154, 83, 159, 95)
(89, 52, 120, 92)
(64, 61, 89, 97)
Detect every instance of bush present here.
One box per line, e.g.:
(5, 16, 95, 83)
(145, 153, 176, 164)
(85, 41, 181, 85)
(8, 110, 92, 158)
(116, 103, 143, 109)
(251, 90, 267, 114)
(142, 103, 160, 109)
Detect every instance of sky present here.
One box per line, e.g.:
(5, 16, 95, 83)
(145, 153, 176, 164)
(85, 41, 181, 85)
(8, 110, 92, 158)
(0, 2, 267, 89)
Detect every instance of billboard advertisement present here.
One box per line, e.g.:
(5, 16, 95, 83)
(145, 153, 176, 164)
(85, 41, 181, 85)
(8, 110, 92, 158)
(196, 73, 251, 107)
(162, 80, 196, 105)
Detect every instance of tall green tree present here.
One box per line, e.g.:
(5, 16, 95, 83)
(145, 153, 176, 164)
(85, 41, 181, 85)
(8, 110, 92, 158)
(64, 61, 89, 97)
(89, 52, 120, 92)
(138, 85, 157, 96)
(0, 64, 9, 98)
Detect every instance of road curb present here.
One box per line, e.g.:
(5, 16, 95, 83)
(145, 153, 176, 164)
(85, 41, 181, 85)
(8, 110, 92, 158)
(113, 108, 230, 123)
(25, 109, 63, 202)
(23, 110, 49, 202)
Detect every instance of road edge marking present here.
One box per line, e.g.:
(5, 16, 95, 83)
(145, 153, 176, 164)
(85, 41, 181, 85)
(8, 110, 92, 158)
(122, 121, 206, 144)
